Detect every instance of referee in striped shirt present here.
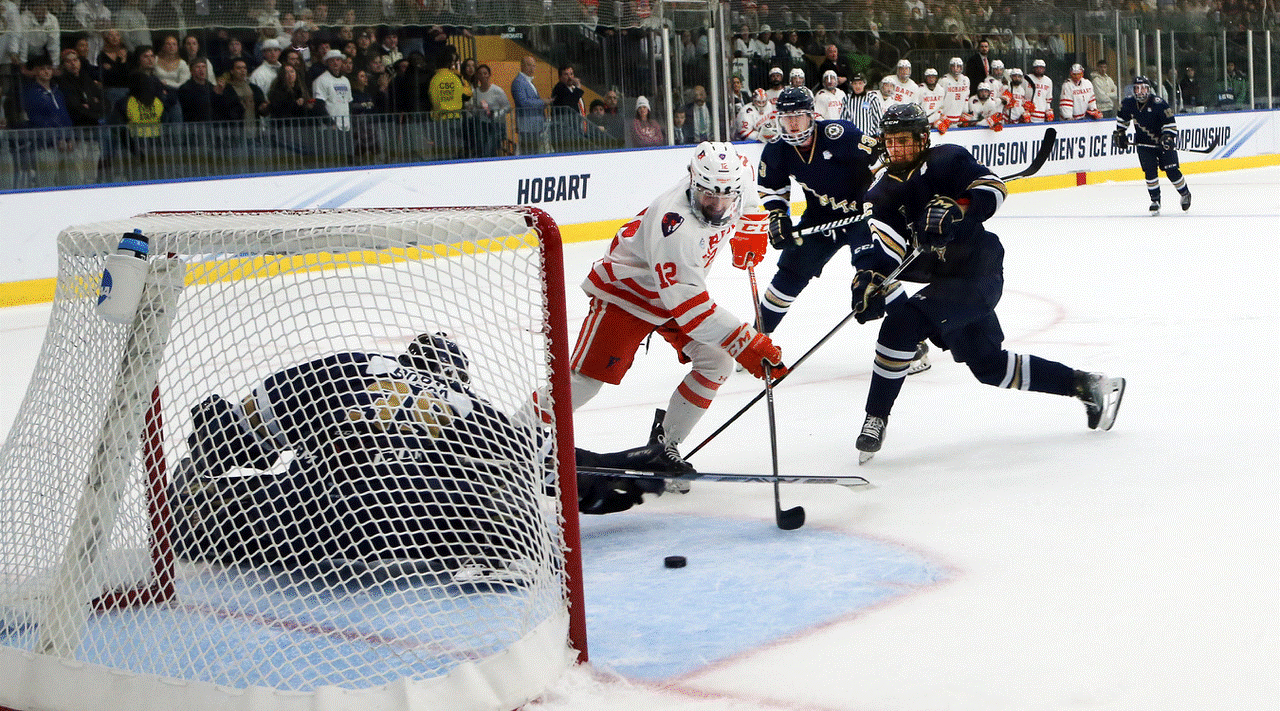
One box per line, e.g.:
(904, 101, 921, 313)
(840, 74, 882, 136)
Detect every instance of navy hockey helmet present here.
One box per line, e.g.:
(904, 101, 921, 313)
(775, 85, 816, 146)
(879, 102, 931, 172)
(402, 332, 470, 384)
(1132, 75, 1153, 102)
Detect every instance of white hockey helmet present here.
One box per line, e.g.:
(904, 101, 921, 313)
(1070, 62, 1084, 76)
(822, 69, 838, 88)
(752, 87, 768, 107)
(896, 58, 911, 69)
(789, 67, 806, 85)
(950, 56, 964, 70)
(991, 59, 1005, 73)
(688, 142, 747, 227)
(1032, 58, 1046, 68)
(1009, 67, 1024, 78)
(769, 66, 783, 77)
(924, 67, 938, 77)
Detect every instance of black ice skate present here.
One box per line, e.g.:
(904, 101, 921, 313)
(647, 408, 693, 492)
(1180, 191, 1191, 211)
(1148, 200, 1160, 216)
(1073, 370, 1126, 431)
(907, 341, 931, 375)
(856, 414, 887, 464)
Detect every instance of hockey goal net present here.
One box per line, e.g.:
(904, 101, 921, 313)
(0, 207, 584, 711)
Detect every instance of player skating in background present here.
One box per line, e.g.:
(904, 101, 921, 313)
(173, 334, 542, 581)
(569, 141, 787, 485)
(736, 88, 778, 142)
(850, 103, 1125, 461)
(1112, 75, 1192, 215)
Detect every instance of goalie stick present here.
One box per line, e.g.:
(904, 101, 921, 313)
(577, 466, 870, 489)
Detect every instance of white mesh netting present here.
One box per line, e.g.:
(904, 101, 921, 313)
(0, 207, 577, 711)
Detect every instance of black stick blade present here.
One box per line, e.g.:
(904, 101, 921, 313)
(776, 505, 805, 530)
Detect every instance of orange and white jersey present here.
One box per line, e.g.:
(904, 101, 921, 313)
(813, 87, 846, 120)
(1058, 76, 1097, 120)
(582, 177, 754, 348)
(919, 85, 945, 124)
(887, 77, 921, 106)
(1004, 82, 1030, 121)
(938, 73, 969, 121)
(1028, 74, 1053, 122)
(735, 103, 776, 142)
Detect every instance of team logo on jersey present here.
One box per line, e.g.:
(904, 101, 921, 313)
(824, 123, 845, 139)
(661, 212, 684, 236)
(823, 150, 832, 160)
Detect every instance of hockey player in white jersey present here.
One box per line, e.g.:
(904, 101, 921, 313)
(886, 58, 921, 106)
(918, 68, 945, 130)
(879, 75, 902, 115)
(937, 57, 969, 133)
(788, 67, 806, 88)
(983, 59, 1009, 103)
(736, 88, 779, 142)
(1004, 67, 1030, 123)
(1059, 63, 1102, 120)
(813, 69, 846, 119)
(764, 66, 786, 105)
(570, 142, 787, 474)
(1028, 59, 1054, 123)
(964, 83, 1004, 130)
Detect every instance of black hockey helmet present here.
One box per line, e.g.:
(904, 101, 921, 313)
(880, 103, 931, 173)
(775, 85, 816, 146)
(1132, 75, 1153, 101)
(401, 332, 470, 384)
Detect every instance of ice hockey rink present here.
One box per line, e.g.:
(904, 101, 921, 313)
(0, 165, 1276, 710)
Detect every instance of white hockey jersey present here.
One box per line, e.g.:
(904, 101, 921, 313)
(966, 95, 1003, 128)
(1058, 76, 1097, 120)
(582, 177, 757, 349)
(1028, 74, 1053, 123)
(886, 77, 921, 107)
(735, 104, 777, 142)
(813, 87, 846, 120)
(938, 73, 970, 121)
(1005, 80, 1031, 122)
(918, 84, 945, 124)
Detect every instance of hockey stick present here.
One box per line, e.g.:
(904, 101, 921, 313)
(1184, 133, 1221, 154)
(998, 126, 1057, 181)
(748, 265, 805, 530)
(577, 466, 870, 489)
(687, 247, 924, 460)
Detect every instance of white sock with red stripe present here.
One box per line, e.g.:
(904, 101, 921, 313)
(665, 371, 724, 444)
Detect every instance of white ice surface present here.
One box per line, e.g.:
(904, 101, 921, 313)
(1, 167, 1276, 711)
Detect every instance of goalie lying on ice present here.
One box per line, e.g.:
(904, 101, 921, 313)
(170, 334, 546, 575)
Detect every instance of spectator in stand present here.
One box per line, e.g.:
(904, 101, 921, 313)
(181, 34, 216, 85)
(97, 29, 130, 111)
(728, 74, 751, 112)
(73, 0, 110, 61)
(153, 34, 189, 122)
(131, 45, 179, 124)
(1162, 68, 1181, 113)
(1179, 66, 1203, 111)
(348, 67, 380, 158)
(466, 62, 508, 157)
(630, 95, 664, 147)
(964, 36, 992, 96)
(312, 48, 350, 128)
(289, 25, 311, 64)
(178, 58, 238, 122)
(1223, 61, 1248, 108)
(1091, 58, 1118, 118)
(22, 54, 76, 187)
(1058, 63, 1100, 121)
(781, 31, 805, 73)
(841, 73, 881, 136)
(459, 57, 477, 93)
(225, 57, 268, 133)
(266, 61, 312, 119)
(549, 63, 585, 143)
(817, 44, 853, 94)
(115, 0, 149, 51)
(602, 88, 620, 115)
(669, 106, 690, 144)
(682, 84, 712, 143)
(122, 69, 162, 166)
(57, 48, 104, 128)
(376, 27, 402, 68)
(511, 54, 546, 154)
(20, 0, 60, 65)
(250, 38, 282, 95)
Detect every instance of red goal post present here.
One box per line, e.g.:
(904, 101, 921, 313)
(0, 206, 585, 711)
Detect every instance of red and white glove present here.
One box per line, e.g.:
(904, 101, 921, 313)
(721, 324, 788, 380)
(1085, 108, 1103, 120)
(1023, 100, 1035, 114)
(936, 117, 950, 134)
(988, 113, 1004, 131)
(731, 212, 769, 270)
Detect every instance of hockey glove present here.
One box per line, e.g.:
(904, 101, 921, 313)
(914, 195, 964, 250)
(851, 270, 889, 323)
(758, 120, 781, 143)
(1086, 108, 1103, 120)
(1111, 128, 1129, 151)
(988, 113, 1004, 131)
(767, 210, 795, 249)
(936, 117, 950, 135)
(1022, 100, 1035, 114)
(1160, 132, 1176, 151)
(722, 324, 788, 380)
(731, 212, 769, 269)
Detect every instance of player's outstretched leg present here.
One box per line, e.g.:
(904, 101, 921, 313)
(1073, 371, 1126, 431)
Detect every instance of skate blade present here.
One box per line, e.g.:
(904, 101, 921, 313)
(906, 360, 931, 375)
(858, 451, 876, 465)
(1096, 378, 1126, 431)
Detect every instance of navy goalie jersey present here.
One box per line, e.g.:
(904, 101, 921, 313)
(757, 119, 879, 228)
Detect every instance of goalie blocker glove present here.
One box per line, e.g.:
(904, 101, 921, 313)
(721, 324, 788, 380)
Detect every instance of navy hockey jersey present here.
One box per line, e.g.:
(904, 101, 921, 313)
(1116, 94, 1176, 148)
(757, 119, 879, 228)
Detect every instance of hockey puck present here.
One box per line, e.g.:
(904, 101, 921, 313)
(663, 555, 687, 569)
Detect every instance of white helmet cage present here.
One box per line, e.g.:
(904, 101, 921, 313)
(688, 141, 747, 227)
